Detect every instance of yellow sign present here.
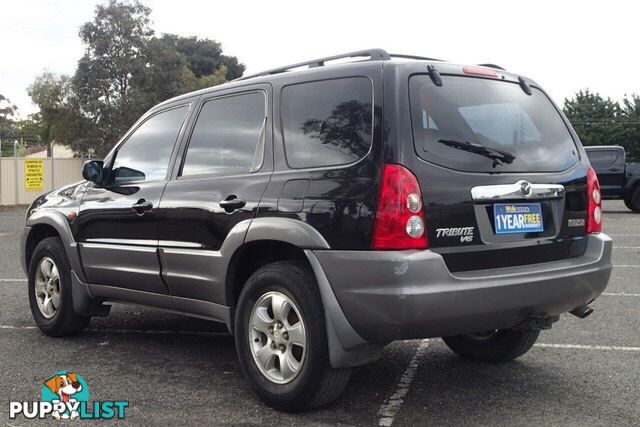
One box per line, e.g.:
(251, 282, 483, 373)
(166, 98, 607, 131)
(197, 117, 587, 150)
(25, 159, 44, 191)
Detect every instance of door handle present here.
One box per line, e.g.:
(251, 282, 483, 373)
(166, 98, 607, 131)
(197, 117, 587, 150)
(219, 196, 246, 212)
(610, 168, 620, 172)
(132, 199, 153, 216)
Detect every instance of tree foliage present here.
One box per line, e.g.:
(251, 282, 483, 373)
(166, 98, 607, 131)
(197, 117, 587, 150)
(563, 90, 640, 162)
(27, 72, 74, 153)
(0, 94, 17, 126)
(0, 95, 17, 156)
(0, 95, 38, 156)
(28, 0, 245, 157)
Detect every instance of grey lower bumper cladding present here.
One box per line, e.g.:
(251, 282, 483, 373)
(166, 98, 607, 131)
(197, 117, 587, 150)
(312, 233, 612, 346)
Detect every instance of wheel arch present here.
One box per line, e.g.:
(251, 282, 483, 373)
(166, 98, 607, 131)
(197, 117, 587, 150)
(23, 210, 86, 282)
(224, 217, 382, 368)
(225, 239, 309, 310)
(225, 217, 329, 304)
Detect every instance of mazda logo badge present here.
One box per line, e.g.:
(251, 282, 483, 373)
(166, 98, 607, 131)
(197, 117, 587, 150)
(520, 181, 533, 198)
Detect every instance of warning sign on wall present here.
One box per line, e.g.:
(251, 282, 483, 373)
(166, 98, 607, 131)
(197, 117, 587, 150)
(25, 159, 44, 191)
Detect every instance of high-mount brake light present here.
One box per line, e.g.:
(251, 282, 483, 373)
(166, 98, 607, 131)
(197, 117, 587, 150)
(463, 66, 498, 77)
(586, 166, 602, 233)
(372, 164, 428, 250)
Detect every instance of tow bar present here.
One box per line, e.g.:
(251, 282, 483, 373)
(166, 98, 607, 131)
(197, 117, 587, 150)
(517, 314, 560, 331)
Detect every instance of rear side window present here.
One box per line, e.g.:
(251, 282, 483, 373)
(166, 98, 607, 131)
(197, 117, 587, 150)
(282, 77, 373, 169)
(409, 76, 579, 173)
(112, 105, 189, 184)
(181, 92, 266, 176)
(587, 149, 619, 169)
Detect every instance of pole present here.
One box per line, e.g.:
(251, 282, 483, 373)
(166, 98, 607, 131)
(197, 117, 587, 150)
(14, 141, 19, 205)
(51, 143, 55, 191)
(0, 135, 3, 206)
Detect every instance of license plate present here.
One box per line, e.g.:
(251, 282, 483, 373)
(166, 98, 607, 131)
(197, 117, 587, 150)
(493, 203, 543, 234)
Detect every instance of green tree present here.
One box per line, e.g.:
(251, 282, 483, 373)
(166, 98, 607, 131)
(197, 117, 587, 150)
(61, 0, 245, 157)
(563, 90, 640, 161)
(0, 94, 17, 125)
(72, 0, 155, 156)
(0, 95, 19, 156)
(27, 71, 73, 154)
(135, 35, 240, 107)
(620, 95, 640, 161)
(563, 90, 624, 146)
(160, 34, 245, 79)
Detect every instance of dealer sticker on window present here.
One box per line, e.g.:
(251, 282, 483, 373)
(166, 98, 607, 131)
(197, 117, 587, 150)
(493, 203, 544, 234)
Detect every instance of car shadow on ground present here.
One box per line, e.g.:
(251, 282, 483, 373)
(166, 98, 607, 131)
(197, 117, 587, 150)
(48, 311, 596, 425)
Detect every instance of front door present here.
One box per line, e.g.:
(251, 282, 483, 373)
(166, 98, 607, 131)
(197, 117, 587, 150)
(158, 88, 271, 310)
(77, 104, 191, 298)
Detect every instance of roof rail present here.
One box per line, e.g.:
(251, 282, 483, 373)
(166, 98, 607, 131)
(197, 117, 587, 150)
(234, 48, 391, 81)
(477, 63, 506, 71)
(389, 53, 444, 62)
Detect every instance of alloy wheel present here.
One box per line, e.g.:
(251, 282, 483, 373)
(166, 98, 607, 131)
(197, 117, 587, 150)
(248, 291, 307, 384)
(34, 257, 61, 319)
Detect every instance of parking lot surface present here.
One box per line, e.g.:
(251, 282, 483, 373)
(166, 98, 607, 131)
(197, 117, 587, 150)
(1, 201, 638, 425)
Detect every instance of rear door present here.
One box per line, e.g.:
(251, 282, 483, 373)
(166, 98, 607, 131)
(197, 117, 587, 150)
(77, 104, 191, 299)
(157, 85, 271, 311)
(586, 148, 625, 197)
(397, 67, 589, 272)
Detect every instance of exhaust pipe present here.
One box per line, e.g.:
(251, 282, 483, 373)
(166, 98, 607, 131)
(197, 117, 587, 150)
(570, 305, 594, 318)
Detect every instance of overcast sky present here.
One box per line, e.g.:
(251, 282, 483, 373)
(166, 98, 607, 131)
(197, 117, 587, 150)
(1, 0, 638, 117)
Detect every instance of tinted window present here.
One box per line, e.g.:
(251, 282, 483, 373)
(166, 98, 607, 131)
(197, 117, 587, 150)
(587, 149, 617, 169)
(409, 76, 578, 172)
(112, 106, 188, 184)
(182, 92, 266, 176)
(282, 77, 373, 168)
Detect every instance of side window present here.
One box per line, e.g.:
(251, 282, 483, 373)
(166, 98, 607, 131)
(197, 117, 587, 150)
(281, 77, 373, 169)
(181, 92, 266, 177)
(588, 150, 615, 169)
(111, 106, 189, 184)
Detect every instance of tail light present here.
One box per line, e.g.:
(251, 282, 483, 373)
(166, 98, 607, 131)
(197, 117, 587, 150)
(372, 164, 428, 250)
(586, 166, 602, 233)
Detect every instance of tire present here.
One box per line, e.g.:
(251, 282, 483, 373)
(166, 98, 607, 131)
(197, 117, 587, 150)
(442, 328, 540, 363)
(624, 186, 640, 212)
(624, 198, 633, 211)
(28, 237, 90, 336)
(234, 261, 351, 412)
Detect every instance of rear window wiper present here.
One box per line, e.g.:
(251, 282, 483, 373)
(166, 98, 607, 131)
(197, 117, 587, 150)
(436, 139, 516, 167)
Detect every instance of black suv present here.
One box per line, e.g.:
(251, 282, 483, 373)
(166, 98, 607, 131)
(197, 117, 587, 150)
(22, 49, 612, 411)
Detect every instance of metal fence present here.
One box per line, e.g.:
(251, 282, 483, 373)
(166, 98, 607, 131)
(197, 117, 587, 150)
(0, 157, 86, 206)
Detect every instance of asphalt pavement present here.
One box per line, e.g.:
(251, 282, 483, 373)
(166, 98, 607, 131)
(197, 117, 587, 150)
(0, 201, 638, 425)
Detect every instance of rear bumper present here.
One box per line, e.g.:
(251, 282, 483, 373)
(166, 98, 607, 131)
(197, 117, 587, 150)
(313, 233, 612, 343)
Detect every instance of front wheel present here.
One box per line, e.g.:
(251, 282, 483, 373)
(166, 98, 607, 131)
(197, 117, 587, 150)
(442, 328, 540, 363)
(234, 261, 350, 412)
(624, 186, 640, 212)
(28, 237, 90, 336)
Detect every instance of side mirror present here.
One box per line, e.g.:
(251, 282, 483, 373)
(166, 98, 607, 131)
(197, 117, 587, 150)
(82, 160, 104, 184)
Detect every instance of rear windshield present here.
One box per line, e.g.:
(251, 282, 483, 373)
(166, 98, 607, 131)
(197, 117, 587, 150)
(409, 75, 578, 172)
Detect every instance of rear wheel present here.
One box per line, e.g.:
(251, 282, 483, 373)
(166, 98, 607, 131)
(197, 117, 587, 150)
(234, 261, 351, 411)
(624, 186, 640, 212)
(442, 328, 539, 363)
(28, 237, 90, 336)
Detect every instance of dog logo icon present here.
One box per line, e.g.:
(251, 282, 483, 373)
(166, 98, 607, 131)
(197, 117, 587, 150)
(42, 371, 88, 420)
(10, 370, 128, 420)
